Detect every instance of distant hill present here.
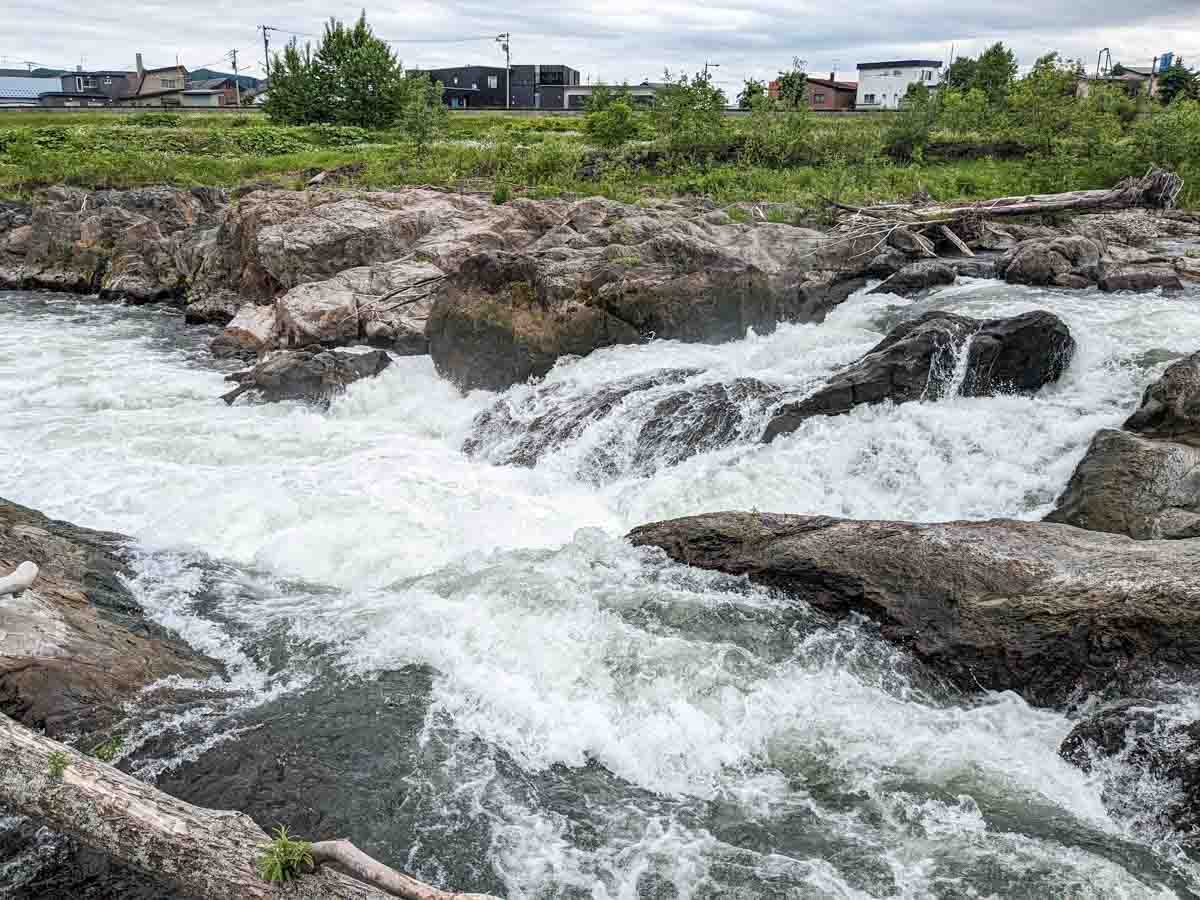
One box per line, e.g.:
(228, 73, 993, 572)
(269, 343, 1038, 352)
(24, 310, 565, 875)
(187, 69, 260, 90)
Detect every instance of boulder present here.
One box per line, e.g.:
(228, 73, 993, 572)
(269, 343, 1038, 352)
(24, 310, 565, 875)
(1045, 430, 1200, 539)
(0, 497, 216, 738)
(997, 235, 1105, 287)
(1047, 352, 1200, 539)
(210, 303, 278, 358)
(1124, 351, 1200, 445)
(220, 348, 392, 406)
(1060, 702, 1200, 846)
(867, 260, 956, 297)
(627, 512, 1200, 706)
(183, 292, 242, 325)
(763, 310, 1074, 442)
(1099, 270, 1184, 293)
(864, 247, 909, 278)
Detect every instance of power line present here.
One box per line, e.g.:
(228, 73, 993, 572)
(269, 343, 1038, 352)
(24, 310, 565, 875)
(261, 25, 501, 46)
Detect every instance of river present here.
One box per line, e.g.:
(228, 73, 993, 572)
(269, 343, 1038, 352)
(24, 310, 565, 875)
(1, 278, 1199, 898)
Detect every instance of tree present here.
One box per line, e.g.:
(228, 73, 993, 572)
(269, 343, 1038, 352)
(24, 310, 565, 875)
(265, 12, 408, 129)
(775, 57, 808, 109)
(400, 73, 448, 150)
(738, 78, 766, 109)
(585, 85, 640, 147)
(943, 43, 1016, 106)
(653, 70, 727, 152)
(1158, 61, 1199, 106)
(884, 83, 936, 160)
(1008, 53, 1084, 152)
(945, 56, 978, 92)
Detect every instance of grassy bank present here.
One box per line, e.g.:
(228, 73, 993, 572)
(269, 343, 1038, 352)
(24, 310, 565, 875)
(0, 106, 1196, 210)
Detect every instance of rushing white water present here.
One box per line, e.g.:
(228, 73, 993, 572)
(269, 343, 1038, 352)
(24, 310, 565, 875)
(2, 280, 1200, 898)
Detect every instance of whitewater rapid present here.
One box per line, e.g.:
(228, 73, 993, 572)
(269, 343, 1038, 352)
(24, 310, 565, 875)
(2, 279, 1199, 898)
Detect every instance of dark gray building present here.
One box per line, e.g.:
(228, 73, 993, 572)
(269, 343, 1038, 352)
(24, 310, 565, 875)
(421, 64, 580, 109)
(39, 70, 136, 106)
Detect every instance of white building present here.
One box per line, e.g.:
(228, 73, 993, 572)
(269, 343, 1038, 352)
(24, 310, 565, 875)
(855, 60, 942, 110)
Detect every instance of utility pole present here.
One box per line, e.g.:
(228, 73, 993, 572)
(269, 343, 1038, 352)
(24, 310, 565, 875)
(496, 33, 511, 109)
(230, 49, 242, 107)
(261, 26, 271, 80)
(703, 61, 720, 79)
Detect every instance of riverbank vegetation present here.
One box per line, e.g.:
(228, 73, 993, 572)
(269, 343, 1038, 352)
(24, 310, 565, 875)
(0, 31, 1196, 209)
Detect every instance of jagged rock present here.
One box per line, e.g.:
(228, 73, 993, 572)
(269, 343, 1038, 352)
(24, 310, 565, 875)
(973, 223, 1017, 251)
(210, 304, 278, 358)
(627, 512, 1200, 706)
(867, 260, 956, 297)
(1045, 430, 1200, 539)
(464, 370, 779, 475)
(762, 310, 1074, 442)
(183, 293, 241, 325)
(1099, 270, 1184, 293)
(428, 203, 875, 391)
(1047, 352, 1200, 539)
(946, 258, 998, 279)
(0, 498, 216, 738)
(1060, 703, 1200, 846)
(864, 248, 909, 278)
(997, 235, 1105, 287)
(4, 186, 226, 301)
(1125, 351, 1200, 445)
(221, 348, 391, 406)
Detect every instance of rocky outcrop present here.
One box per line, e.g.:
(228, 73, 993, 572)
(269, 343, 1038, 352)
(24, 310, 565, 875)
(1060, 702, 1200, 846)
(0, 498, 216, 738)
(763, 310, 1074, 442)
(0, 186, 226, 301)
(997, 235, 1105, 288)
(1099, 271, 1184, 293)
(867, 260, 957, 297)
(220, 348, 392, 406)
(628, 512, 1200, 706)
(1047, 352, 1200, 538)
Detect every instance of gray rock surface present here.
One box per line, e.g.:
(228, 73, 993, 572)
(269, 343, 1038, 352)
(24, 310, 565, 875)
(867, 260, 957, 297)
(221, 348, 392, 406)
(997, 235, 1105, 287)
(1099, 270, 1184, 293)
(628, 511, 1200, 705)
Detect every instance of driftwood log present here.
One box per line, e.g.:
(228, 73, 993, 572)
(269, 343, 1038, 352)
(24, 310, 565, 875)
(0, 713, 499, 900)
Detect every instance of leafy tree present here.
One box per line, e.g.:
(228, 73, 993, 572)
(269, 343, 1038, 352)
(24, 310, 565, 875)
(400, 73, 448, 150)
(585, 86, 640, 147)
(265, 11, 408, 128)
(943, 43, 1017, 106)
(939, 87, 992, 135)
(775, 58, 808, 109)
(738, 78, 767, 109)
(1158, 61, 1199, 106)
(653, 70, 727, 152)
(263, 42, 326, 125)
(1008, 52, 1084, 152)
(885, 83, 936, 160)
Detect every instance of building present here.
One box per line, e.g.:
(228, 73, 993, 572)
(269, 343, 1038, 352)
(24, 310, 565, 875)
(124, 55, 190, 107)
(562, 82, 660, 110)
(35, 69, 135, 107)
(1077, 66, 1159, 99)
(420, 64, 582, 109)
(768, 72, 857, 110)
(0, 75, 62, 108)
(855, 60, 942, 110)
(186, 77, 242, 106)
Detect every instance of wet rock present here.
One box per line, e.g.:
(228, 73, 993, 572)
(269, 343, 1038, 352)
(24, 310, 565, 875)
(210, 303, 277, 358)
(627, 512, 1200, 706)
(1045, 430, 1200, 539)
(1125, 351, 1200, 445)
(997, 235, 1105, 287)
(945, 258, 998, 280)
(864, 248, 909, 278)
(1048, 352, 1200, 538)
(763, 310, 1074, 442)
(867, 260, 956, 297)
(1060, 702, 1200, 845)
(221, 348, 391, 406)
(0, 497, 217, 738)
(183, 292, 241, 325)
(1099, 270, 1185, 293)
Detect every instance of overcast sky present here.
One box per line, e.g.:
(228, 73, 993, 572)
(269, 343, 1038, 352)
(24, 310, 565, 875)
(3, 0, 1197, 90)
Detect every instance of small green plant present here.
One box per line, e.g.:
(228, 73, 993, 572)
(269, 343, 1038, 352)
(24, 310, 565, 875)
(91, 735, 122, 763)
(612, 254, 642, 266)
(492, 183, 511, 205)
(256, 825, 314, 884)
(47, 751, 69, 780)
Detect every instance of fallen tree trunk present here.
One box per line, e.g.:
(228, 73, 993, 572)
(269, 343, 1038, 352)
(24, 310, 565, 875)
(0, 713, 497, 900)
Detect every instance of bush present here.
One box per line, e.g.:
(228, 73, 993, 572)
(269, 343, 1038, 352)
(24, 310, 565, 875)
(586, 98, 640, 147)
(130, 112, 183, 128)
(653, 71, 727, 154)
(304, 124, 371, 147)
(231, 128, 311, 156)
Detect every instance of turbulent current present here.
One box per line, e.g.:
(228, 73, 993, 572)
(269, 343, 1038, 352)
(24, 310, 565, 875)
(3, 279, 1200, 899)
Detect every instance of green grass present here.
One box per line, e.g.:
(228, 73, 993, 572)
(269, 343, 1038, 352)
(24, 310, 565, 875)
(0, 110, 1196, 208)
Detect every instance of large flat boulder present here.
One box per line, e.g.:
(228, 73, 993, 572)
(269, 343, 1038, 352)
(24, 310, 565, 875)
(220, 348, 392, 406)
(763, 310, 1074, 442)
(628, 512, 1200, 706)
(0, 498, 217, 738)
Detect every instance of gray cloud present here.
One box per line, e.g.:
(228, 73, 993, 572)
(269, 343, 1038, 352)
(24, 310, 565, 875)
(2, 0, 1196, 92)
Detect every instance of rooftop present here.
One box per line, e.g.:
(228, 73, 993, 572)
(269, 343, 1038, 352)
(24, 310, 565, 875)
(857, 60, 943, 70)
(0, 75, 62, 98)
(807, 77, 858, 90)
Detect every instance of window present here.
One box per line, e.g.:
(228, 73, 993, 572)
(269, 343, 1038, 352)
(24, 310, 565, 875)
(863, 93, 876, 104)
(893, 69, 902, 76)
(103, 76, 112, 85)
(922, 70, 933, 81)
(487, 75, 498, 89)
(161, 78, 176, 89)
(813, 92, 826, 103)
(453, 76, 459, 85)
(76, 77, 84, 92)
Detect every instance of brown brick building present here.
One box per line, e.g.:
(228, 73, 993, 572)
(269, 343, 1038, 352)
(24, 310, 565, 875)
(768, 73, 858, 110)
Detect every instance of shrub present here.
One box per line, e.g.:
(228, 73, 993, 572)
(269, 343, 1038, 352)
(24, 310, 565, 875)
(91, 735, 122, 763)
(130, 112, 183, 128)
(231, 128, 311, 156)
(304, 124, 371, 147)
(653, 70, 727, 154)
(586, 97, 640, 148)
(47, 751, 69, 780)
(256, 826, 313, 884)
